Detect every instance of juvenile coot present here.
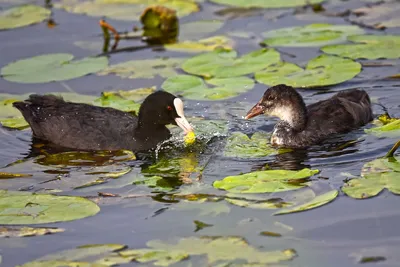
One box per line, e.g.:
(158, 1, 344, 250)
(13, 91, 193, 152)
(245, 84, 373, 148)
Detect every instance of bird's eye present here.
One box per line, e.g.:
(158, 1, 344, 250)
(167, 105, 173, 111)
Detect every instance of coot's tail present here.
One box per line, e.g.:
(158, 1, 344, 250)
(337, 89, 373, 126)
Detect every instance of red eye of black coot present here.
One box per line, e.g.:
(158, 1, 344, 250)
(167, 106, 173, 111)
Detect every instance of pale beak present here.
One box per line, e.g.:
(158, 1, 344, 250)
(173, 98, 194, 134)
(245, 102, 265, 120)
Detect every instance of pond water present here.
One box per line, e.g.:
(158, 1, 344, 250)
(1, 0, 400, 266)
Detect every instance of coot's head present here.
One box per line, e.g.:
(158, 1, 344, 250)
(245, 84, 305, 122)
(139, 91, 193, 133)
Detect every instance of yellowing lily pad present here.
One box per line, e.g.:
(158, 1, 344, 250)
(350, 2, 400, 29)
(101, 87, 155, 102)
(322, 35, 400, 59)
(0, 172, 32, 179)
(0, 190, 100, 224)
(209, 0, 324, 8)
(213, 168, 319, 193)
(162, 75, 254, 100)
(1, 54, 108, 84)
(165, 35, 234, 53)
(54, 0, 199, 21)
(182, 48, 280, 78)
(223, 131, 291, 158)
(97, 57, 184, 79)
(0, 5, 51, 30)
(0, 226, 64, 238)
(365, 118, 400, 137)
(262, 23, 364, 47)
(273, 190, 338, 215)
(255, 54, 361, 88)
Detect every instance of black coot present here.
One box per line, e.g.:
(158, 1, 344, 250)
(13, 91, 193, 152)
(245, 84, 373, 148)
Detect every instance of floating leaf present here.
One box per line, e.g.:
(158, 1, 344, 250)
(98, 57, 184, 79)
(223, 131, 290, 158)
(273, 190, 338, 215)
(213, 168, 319, 193)
(54, 0, 199, 21)
(0, 172, 32, 179)
(255, 54, 361, 88)
(225, 197, 292, 209)
(209, 0, 323, 8)
(165, 35, 234, 53)
(322, 35, 400, 60)
(93, 94, 140, 113)
(162, 75, 254, 100)
(19, 243, 125, 267)
(194, 220, 213, 232)
(262, 23, 364, 47)
(0, 190, 100, 224)
(365, 117, 400, 137)
(101, 87, 155, 102)
(0, 226, 64, 238)
(132, 175, 175, 191)
(178, 20, 224, 40)
(120, 236, 296, 266)
(350, 2, 400, 29)
(182, 48, 280, 78)
(0, 5, 51, 30)
(1, 54, 108, 84)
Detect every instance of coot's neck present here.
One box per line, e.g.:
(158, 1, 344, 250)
(276, 99, 308, 132)
(135, 111, 168, 138)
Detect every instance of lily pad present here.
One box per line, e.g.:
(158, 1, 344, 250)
(0, 226, 64, 238)
(225, 197, 292, 209)
(350, 2, 400, 29)
(223, 131, 290, 158)
(262, 23, 364, 47)
(255, 54, 361, 88)
(165, 35, 234, 53)
(213, 168, 319, 193)
(120, 236, 296, 266)
(162, 75, 254, 100)
(273, 190, 338, 215)
(365, 117, 400, 137)
(1, 54, 108, 84)
(209, 0, 324, 8)
(322, 35, 400, 60)
(97, 57, 184, 79)
(0, 190, 100, 224)
(0, 172, 32, 179)
(182, 48, 280, 78)
(178, 20, 224, 40)
(93, 94, 140, 113)
(54, 0, 199, 21)
(101, 87, 155, 102)
(0, 5, 51, 30)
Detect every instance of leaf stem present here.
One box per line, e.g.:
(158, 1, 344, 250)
(385, 140, 400, 158)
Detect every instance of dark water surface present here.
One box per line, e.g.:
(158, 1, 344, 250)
(1, 0, 400, 266)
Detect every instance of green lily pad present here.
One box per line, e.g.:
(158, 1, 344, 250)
(54, 0, 199, 21)
(93, 94, 140, 113)
(225, 197, 292, 209)
(0, 190, 100, 224)
(223, 131, 290, 158)
(1, 54, 108, 84)
(0, 5, 51, 30)
(255, 54, 361, 88)
(350, 2, 400, 29)
(165, 35, 234, 53)
(19, 244, 125, 267)
(322, 35, 400, 60)
(0, 226, 64, 238)
(182, 48, 280, 78)
(273, 190, 338, 215)
(101, 87, 155, 102)
(365, 118, 400, 137)
(262, 23, 364, 47)
(162, 75, 254, 100)
(209, 0, 324, 8)
(0, 172, 32, 179)
(213, 168, 319, 193)
(119, 236, 296, 266)
(97, 57, 184, 79)
(178, 20, 224, 40)
(132, 175, 175, 192)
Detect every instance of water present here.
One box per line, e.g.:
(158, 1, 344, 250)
(1, 0, 400, 266)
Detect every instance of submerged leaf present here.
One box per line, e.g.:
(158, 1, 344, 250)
(273, 190, 338, 215)
(350, 2, 400, 29)
(0, 226, 64, 238)
(194, 220, 213, 232)
(1, 54, 108, 84)
(262, 23, 364, 47)
(0, 190, 100, 224)
(162, 75, 254, 100)
(182, 48, 280, 78)
(213, 168, 319, 193)
(209, 0, 323, 8)
(223, 131, 290, 158)
(54, 0, 199, 21)
(255, 55, 361, 88)
(0, 5, 50, 30)
(98, 57, 184, 79)
(322, 35, 400, 59)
